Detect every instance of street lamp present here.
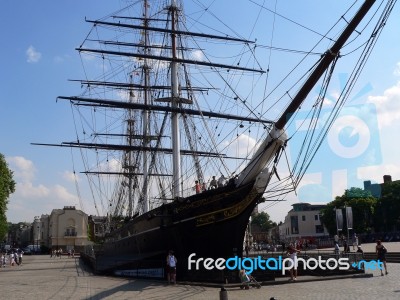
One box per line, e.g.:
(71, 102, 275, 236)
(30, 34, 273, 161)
(36, 226, 39, 253)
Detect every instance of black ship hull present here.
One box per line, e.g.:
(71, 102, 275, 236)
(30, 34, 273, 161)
(90, 181, 262, 282)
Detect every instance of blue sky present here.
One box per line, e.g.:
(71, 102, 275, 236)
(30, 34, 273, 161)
(2, 0, 400, 224)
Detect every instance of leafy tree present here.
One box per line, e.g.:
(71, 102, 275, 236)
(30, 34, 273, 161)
(347, 197, 376, 234)
(0, 213, 8, 243)
(0, 154, 16, 240)
(321, 187, 376, 235)
(320, 197, 346, 235)
(374, 181, 400, 232)
(251, 211, 275, 232)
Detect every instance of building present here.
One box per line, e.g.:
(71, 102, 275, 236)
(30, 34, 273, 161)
(4, 222, 31, 248)
(279, 203, 329, 242)
(88, 215, 107, 243)
(363, 174, 397, 198)
(46, 206, 91, 252)
(33, 215, 45, 249)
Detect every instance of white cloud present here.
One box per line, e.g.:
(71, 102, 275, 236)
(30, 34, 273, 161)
(62, 170, 80, 182)
(116, 90, 130, 101)
(16, 182, 50, 198)
(5, 156, 83, 223)
(80, 52, 95, 61)
(358, 164, 400, 183)
(54, 54, 70, 63)
(98, 158, 121, 172)
(223, 133, 258, 157)
(6, 156, 35, 182)
(191, 50, 204, 61)
(26, 45, 42, 63)
(53, 184, 80, 202)
(7, 183, 81, 223)
(367, 81, 400, 127)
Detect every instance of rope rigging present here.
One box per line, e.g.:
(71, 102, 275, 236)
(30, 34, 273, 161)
(60, 0, 397, 219)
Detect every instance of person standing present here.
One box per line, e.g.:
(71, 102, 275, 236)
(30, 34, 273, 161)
(1, 252, 5, 268)
(352, 233, 358, 250)
(18, 249, 23, 266)
(9, 251, 15, 267)
(376, 240, 388, 276)
(201, 181, 207, 192)
(334, 234, 339, 245)
(245, 244, 250, 257)
(209, 176, 218, 189)
(239, 269, 250, 289)
(166, 250, 177, 284)
(194, 181, 201, 194)
(217, 175, 226, 187)
(334, 242, 340, 256)
(286, 245, 300, 281)
(14, 250, 19, 266)
(343, 239, 349, 253)
(356, 245, 365, 270)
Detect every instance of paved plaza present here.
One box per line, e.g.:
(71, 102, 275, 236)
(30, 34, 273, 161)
(0, 243, 398, 299)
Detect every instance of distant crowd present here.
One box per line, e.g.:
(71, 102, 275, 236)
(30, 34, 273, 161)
(1, 248, 24, 267)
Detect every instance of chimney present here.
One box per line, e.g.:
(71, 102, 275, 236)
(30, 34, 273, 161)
(383, 175, 392, 183)
(363, 180, 371, 190)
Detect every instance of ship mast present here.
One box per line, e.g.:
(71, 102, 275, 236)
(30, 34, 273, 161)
(142, 0, 150, 213)
(170, 0, 181, 198)
(236, 0, 376, 187)
(275, 0, 376, 130)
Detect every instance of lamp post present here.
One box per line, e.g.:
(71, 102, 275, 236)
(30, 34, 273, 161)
(36, 225, 39, 253)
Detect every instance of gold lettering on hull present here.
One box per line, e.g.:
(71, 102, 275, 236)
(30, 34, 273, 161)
(196, 189, 259, 226)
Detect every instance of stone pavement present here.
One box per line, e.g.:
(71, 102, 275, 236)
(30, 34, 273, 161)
(0, 242, 398, 300)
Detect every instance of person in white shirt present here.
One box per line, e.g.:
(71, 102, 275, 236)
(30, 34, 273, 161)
(9, 251, 15, 266)
(166, 250, 177, 284)
(18, 250, 23, 265)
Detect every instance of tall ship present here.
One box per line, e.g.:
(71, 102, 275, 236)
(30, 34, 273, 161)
(34, 0, 396, 282)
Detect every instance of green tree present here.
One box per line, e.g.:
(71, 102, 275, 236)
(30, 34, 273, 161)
(0, 154, 16, 240)
(374, 181, 400, 232)
(251, 211, 275, 232)
(320, 197, 346, 235)
(321, 187, 376, 235)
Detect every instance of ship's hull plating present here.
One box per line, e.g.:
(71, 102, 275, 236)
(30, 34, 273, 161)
(94, 181, 262, 282)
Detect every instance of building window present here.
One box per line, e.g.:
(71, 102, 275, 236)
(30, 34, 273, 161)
(291, 216, 299, 234)
(65, 228, 77, 236)
(302, 215, 306, 221)
(315, 214, 319, 221)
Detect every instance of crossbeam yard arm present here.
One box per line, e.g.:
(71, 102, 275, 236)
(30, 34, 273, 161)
(57, 96, 273, 125)
(77, 47, 265, 74)
(86, 19, 256, 44)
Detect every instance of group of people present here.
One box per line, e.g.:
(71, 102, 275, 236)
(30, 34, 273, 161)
(67, 248, 75, 258)
(333, 233, 359, 253)
(287, 239, 390, 282)
(1, 249, 23, 267)
(194, 175, 227, 194)
(50, 248, 64, 258)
